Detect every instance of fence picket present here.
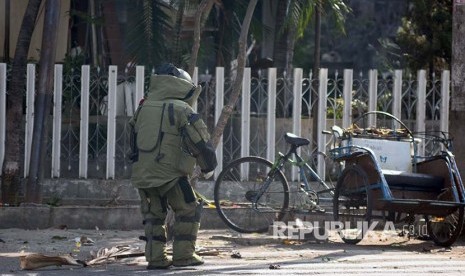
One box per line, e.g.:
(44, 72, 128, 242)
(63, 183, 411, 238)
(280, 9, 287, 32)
(79, 65, 90, 178)
(51, 65, 63, 178)
(24, 64, 36, 177)
(292, 68, 303, 181)
(267, 68, 277, 163)
(214, 67, 224, 179)
(134, 66, 145, 111)
(343, 69, 353, 128)
(393, 70, 403, 120)
(368, 69, 378, 127)
(241, 68, 251, 158)
(106, 66, 117, 179)
(416, 70, 427, 156)
(0, 64, 6, 175)
(240, 68, 251, 180)
(317, 69, 328, 179)
(441, 70, 450, 133)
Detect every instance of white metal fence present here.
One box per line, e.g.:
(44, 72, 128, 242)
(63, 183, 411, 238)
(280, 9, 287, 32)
(0, 63, 450, 181)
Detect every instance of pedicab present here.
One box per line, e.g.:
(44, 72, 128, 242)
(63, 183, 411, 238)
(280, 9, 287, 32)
(330, 111, 465, 246)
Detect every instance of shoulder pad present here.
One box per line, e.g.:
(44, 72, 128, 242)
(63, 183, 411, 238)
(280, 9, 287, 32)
(188, 113, 201, 124)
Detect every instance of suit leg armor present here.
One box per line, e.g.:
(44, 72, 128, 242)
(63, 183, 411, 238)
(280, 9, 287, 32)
(138, 189, 172, 269)
(165, 177, 204, 266)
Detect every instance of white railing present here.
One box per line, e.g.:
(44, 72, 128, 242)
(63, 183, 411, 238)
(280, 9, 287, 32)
(0, 64, 451, 181)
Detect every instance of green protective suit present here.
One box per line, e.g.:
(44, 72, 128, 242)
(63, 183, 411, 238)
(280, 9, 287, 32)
(129, 74, 215, 268)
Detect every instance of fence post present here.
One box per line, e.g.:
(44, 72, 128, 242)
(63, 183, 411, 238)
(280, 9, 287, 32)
(368, 69, 378, 127)
(343, 69, 353, 128)
(393, 70, 403, 120)
(440, 70, 450, 133)
(106, 66, 117, 179)
(241, 68, 251, 158)
(124, 67, 134, 116)
(292, 68, 303, 181)
(192, 67, 199, 112)
(79, 65, 90, 178)
(317, 68, 328, 178)
(24, 64, 36, 177)
(214, 67, 224, 179)
(240, 68, 251, 180)
(0, 63, 6, 174)
(267, 68, 277, 162)
(416, 70, 427, 156)
(134, 66, 145, 111)
(51, 64, 63, 178)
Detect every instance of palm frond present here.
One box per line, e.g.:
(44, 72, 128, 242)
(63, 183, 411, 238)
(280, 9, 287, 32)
(125, 0, 174, 66)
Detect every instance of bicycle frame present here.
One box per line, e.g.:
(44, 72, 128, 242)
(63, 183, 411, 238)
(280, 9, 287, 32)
(251, 143, 334, 209)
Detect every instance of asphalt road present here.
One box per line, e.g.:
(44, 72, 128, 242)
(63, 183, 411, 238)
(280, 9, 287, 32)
(1, 228, 465, 275)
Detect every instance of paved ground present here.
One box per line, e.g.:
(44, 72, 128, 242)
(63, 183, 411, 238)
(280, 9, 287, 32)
(1, 228, 465, 275)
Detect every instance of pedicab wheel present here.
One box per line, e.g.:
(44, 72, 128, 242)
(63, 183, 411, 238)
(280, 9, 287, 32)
(426, 206, 464, 247)
(333, 165, 372, 245)
(214, 156, 290, 233)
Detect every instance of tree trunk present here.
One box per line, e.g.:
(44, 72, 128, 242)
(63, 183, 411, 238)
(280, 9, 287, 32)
(187, 0, 214, 76)
(173, 0, 186, 65)
(450, 1, 465, 178)
(1, 0, 42, 205)
(210, 0, 259, 148)
(272, 0, 297, 118)
(272, 0, 289, 77)
(89, 0, 99, 66)
(3, 0, 10, 63)
(25, 0, 61, 203)
(311, 2, 322, 149)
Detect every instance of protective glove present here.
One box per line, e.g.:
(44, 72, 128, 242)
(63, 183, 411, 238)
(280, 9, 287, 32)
(203, 170, 214, 179)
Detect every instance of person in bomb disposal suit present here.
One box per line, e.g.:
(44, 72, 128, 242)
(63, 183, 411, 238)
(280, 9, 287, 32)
(129, 63, 217, 269)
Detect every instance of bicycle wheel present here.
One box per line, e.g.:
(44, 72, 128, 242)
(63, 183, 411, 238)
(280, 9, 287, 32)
(426, 168, 465, 247)
(333, 165, 372, 244)
(426, 207, 464, 247)
(214, 156, 289, 233)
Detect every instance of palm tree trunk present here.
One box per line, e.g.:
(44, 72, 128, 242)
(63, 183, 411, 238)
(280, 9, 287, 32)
(1, 0, 42, 205)
(450, 1, 465, 178)
(3, 0, 10, 63)
(272, 0, 290, 76)
(173, 1, 186, 65)
(311, 2, 322, 148)
(25, 0, 61, 203)
(89, 0, 99, 66)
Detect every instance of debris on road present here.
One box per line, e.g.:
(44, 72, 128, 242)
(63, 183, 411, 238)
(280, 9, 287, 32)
(19, 253, 85, 270)
(87, 245, 143, 266)
(231, 250, 242, 259)
(87, 245, 226, 266)
(75, 236, 95, 246)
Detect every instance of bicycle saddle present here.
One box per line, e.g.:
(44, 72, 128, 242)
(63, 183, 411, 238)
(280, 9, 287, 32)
(285, 133, 310, 147)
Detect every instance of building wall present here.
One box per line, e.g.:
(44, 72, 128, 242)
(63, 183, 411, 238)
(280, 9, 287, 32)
(0, 0, 70, 62)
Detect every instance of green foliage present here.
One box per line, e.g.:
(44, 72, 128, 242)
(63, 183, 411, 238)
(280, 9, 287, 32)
(395, 0, 452, 73)
(125, 0, 174, 67)
(288, 0, 351, 40)
(327, 96, 367, 119)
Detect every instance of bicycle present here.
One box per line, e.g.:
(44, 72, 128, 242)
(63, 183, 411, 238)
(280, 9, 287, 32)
(213, 132, 339, 233)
